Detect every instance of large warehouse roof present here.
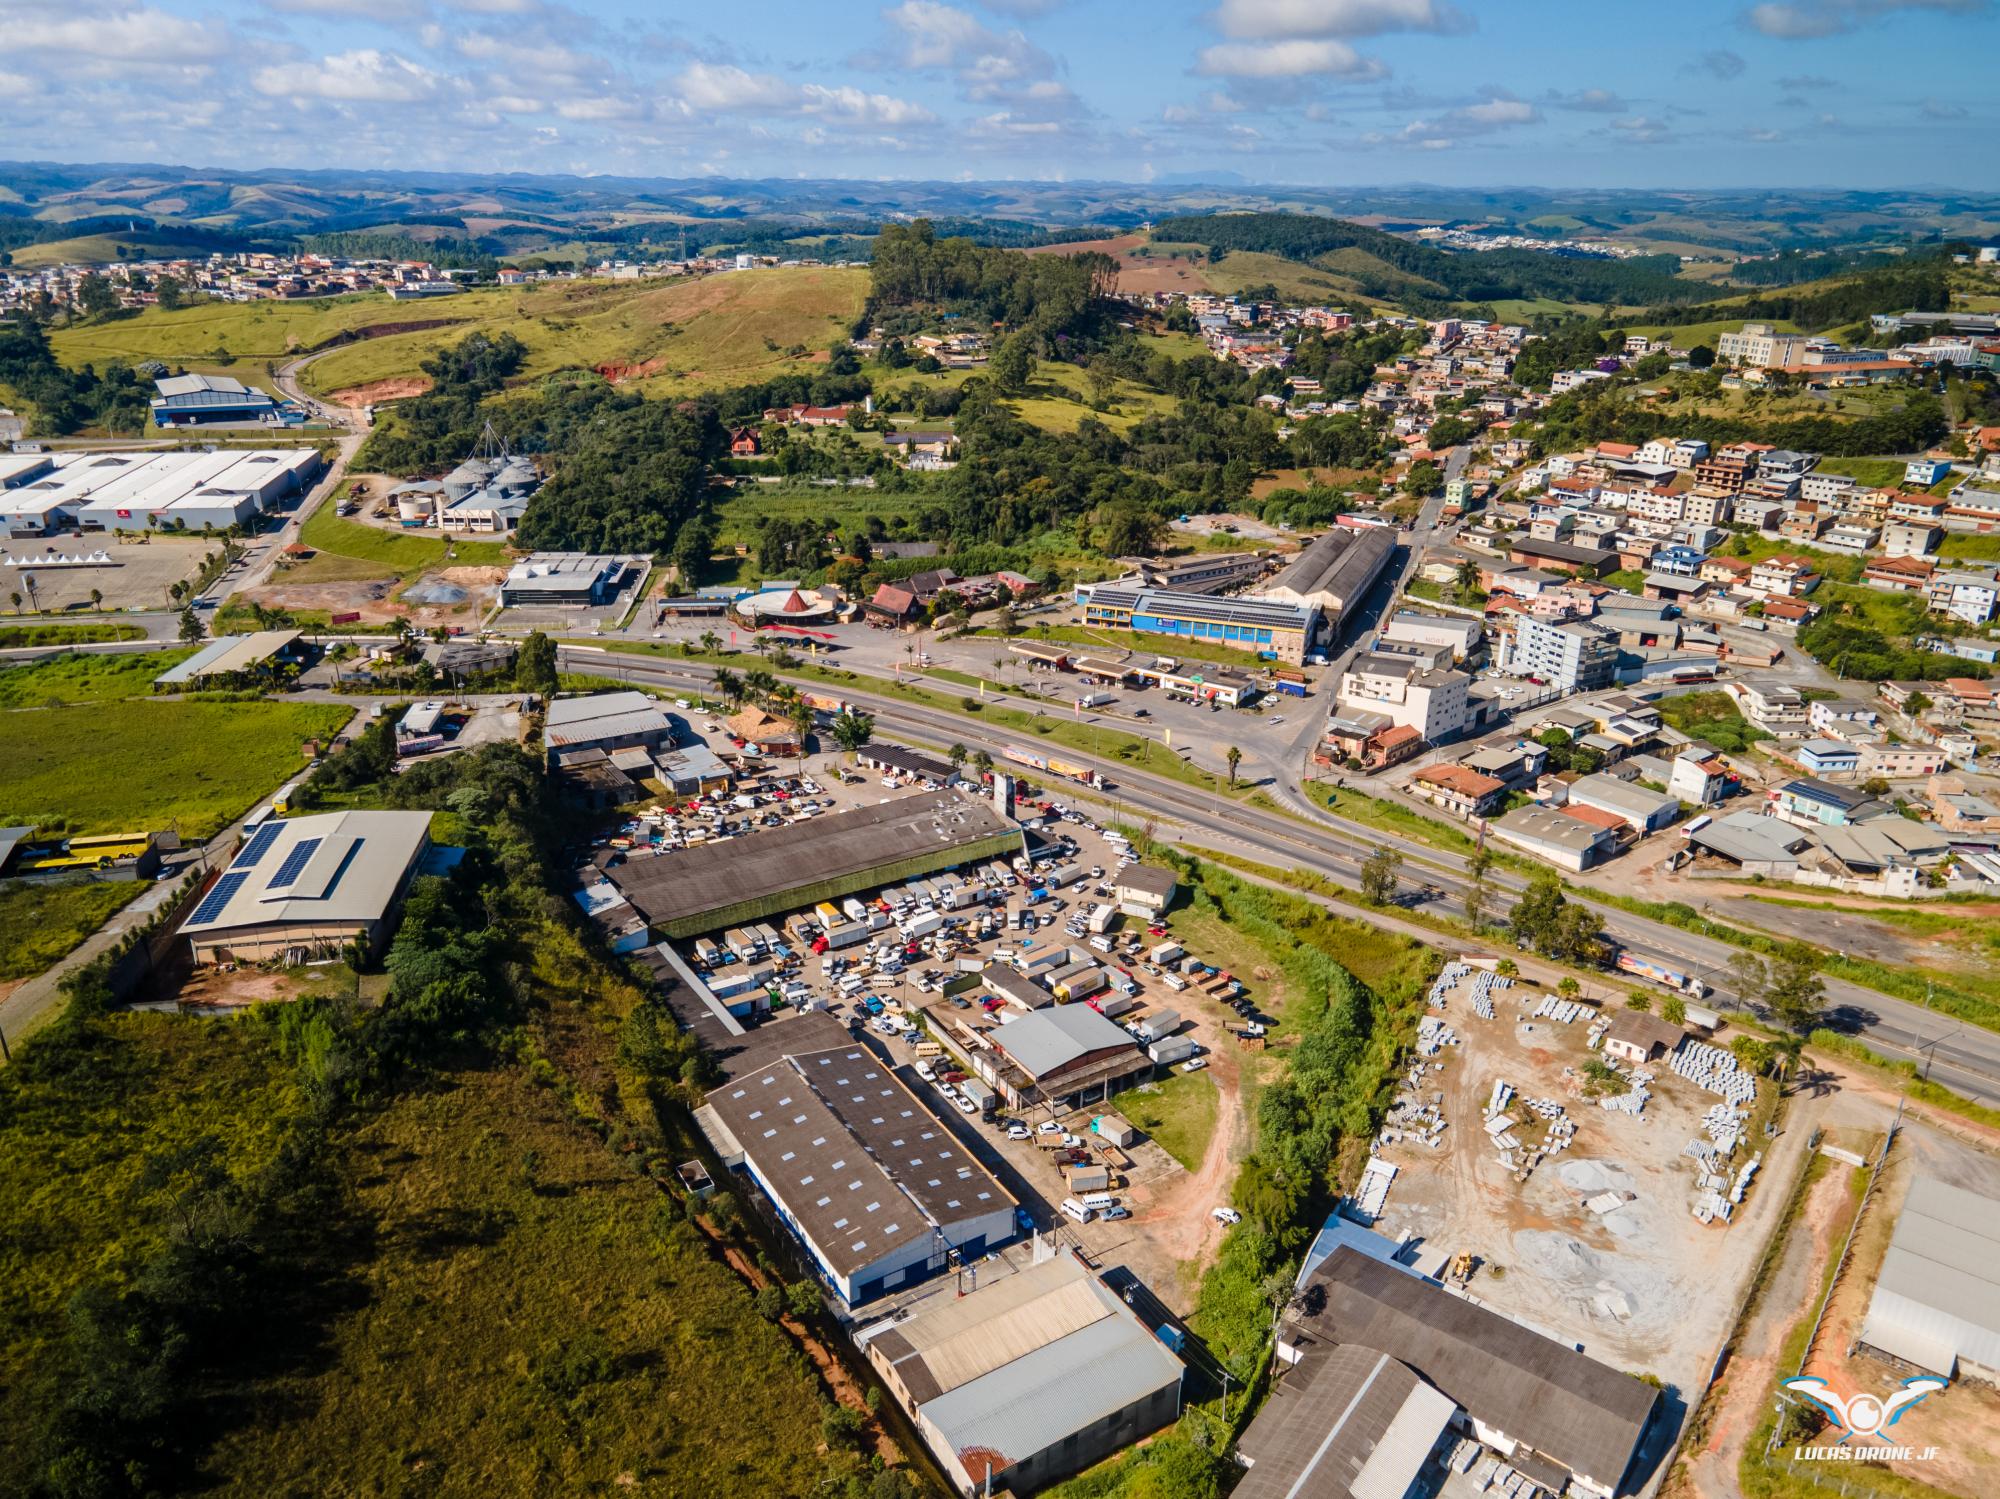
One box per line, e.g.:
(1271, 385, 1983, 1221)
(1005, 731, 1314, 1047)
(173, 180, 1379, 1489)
(704, 1040, 1014, 1278)
(1290, 1249, 1658, 1494)
(1859, 1175, 2000, 1376)
(607, 788, 1020, 937)
(1081, 583, 1316, 632)
(990, 1005, 1136, 1079)
(1234, 1342, 1456, 1499)
(862, 1255, 1182, 1474)
(1258, 524, 1397, 615)
(181, 810, 432, 937)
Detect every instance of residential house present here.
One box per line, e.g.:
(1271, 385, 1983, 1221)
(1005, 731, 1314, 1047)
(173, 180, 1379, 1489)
(1566, 772, 1681, 834)
(1797, 739, 1862, 777)
(1880, 525, 1941, 562)
(864, 583, 921, 628)
(1859, 741, 1946, 778)
(1700, 555, 1755, 588)
(1906, 458, 1953, 486)
(1669, 748, 1736, 805)
(1808, 698, 1882, 741)
(1730, 681, 1810, 735)
(1749, 555, 1820, 597)
(1928, 571, 2000, 626)
(1772, 778, 1883, 828)
(1928, 775, 2000, 832)
(1336, 653, 1473, 742)
(1410, 764, 1509, 818)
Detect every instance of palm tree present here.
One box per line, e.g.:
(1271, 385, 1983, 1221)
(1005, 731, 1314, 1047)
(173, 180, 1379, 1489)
(785, 693, 814, 771)
(829, 709, 875, 758)
(1225, 746, 1242, 785)
(712, 667, 743, 707)
(742, 667, 778, 704)
(699, 629, 720, 656)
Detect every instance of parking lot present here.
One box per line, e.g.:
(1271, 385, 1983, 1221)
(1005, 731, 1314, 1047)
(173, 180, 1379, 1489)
(3, 536, 206, 612)
(604, 750, 1254, 1311)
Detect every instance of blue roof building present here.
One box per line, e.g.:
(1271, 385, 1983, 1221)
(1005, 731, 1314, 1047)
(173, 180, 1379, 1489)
(150, 373, 277, 427)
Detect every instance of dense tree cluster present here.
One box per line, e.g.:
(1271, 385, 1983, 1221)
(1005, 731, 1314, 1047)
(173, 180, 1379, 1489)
(868, 219, 1118, 338)
(1523, 381, 1949, 459)
(1149, 212, 1706, 307)
(0, 320, 151, 435)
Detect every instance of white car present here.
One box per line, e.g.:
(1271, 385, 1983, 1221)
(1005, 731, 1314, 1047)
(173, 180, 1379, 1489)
(1212, 1206, 1242, 1225)
(954, 1094, 978, 1116)
(1006, 1124, 1031, 1140)
(1267, 716, 1284, 726)
(1183, 1058, 1209, 1073)
(915, 1061, 936, 1081)
(1036, 1120, 1063, 1135)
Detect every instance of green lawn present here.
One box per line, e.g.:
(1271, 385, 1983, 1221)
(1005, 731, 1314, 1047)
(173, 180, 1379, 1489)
(0, 698, 350, 836)
(0, 877, 145, 980)
(1712, 533, 1866, 584)
(1939, 532, 2000, 563)
(708, 484, 935, 550)
(298, 499, 509, 581)
(0, 647, 193, 707)
(1296, 780, 1476, 854)
(0, 622, 147, 648)
(1813, 457, 1912, 488)
(1119, 1069, 1220, 1172)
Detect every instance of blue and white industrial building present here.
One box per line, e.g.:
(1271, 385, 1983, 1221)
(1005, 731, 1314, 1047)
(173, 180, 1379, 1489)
(150, 373, 281, 427)
(698, 1022, 1018, 1308)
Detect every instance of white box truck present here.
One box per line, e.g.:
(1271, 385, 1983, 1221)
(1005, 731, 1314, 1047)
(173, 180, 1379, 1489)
(1149, 1035, 1197, 1066)
(901, 910, 946, 940)
(1150, 941, 1186, 965)
(1087, 904, 1117, 935)
(841, 897, 868, 923)
(1133, 1008, 1181, 1043)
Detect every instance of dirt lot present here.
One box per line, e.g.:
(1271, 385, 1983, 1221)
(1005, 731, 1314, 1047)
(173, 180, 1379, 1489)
(1371, 971, 1793, 1402)
(1017, 234, 1217, 296)
(245, 564, 503, 629)
(3, 537, 206, 612)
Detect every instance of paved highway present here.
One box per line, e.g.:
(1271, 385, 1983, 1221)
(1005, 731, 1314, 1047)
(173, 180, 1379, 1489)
(558, 645, 2000, 1105)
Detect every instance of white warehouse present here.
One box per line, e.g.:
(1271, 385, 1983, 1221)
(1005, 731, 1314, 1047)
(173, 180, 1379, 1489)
(1858, 1175, 2000, 1378)
(0, 448, 320, 538)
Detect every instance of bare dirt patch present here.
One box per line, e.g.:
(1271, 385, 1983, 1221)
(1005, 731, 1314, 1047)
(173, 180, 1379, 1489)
(594, 357, 667, 383)
(327, 376, 432, 406)
(1017, 234, 1219, 296)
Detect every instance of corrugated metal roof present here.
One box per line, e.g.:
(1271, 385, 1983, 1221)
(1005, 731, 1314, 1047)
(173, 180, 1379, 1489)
(922, 1301, 1182, 1467)
(1861, 1176, 2000, 1375)
(991, 1005, 1136, 1079)
(889, 1256, 1113, 1397)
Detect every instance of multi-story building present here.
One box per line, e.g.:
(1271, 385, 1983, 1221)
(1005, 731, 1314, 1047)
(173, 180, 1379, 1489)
(1336, 653, 1473, 742)
(1694, 446, 1759, 495)
(1928, 571, 2000, 625)
(1750, 555, 1821, 597)
(1681, 488, 1732, 527)
(1717, 323, 1812, 369)
(1497, 617, 1620, 694)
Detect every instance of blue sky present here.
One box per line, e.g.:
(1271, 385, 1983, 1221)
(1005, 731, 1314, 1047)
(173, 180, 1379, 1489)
(1, 0, 1994, 187)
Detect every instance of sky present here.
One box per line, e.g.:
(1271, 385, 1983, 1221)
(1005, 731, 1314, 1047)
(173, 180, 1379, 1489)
(1, 0, 1996, 189)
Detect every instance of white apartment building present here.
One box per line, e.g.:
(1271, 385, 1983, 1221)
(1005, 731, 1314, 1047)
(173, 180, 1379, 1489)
(1928, 572, 2000, 625)
(1497, 617, 1621, 694)
(1336, 653, 1473, 742)
(1716, 323, 1812, 369)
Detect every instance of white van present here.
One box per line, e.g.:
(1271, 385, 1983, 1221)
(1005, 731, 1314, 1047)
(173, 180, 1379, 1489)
(1059, 1198, 1094, 1225)
(1079, 1192, 1117, 1213)
(837, 975, 865, 997)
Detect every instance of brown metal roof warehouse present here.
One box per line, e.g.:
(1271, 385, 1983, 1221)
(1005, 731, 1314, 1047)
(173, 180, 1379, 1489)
(605, 788, 1022, 938)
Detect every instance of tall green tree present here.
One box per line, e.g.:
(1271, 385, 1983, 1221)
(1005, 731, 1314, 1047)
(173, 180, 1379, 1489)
(514, 631, 557, 697)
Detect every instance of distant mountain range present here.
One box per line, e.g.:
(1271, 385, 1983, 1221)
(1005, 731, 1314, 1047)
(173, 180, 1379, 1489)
(3, 160, 1998, 262)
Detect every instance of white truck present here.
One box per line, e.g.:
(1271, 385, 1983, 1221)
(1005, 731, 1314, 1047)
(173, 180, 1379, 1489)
(1132, 1008, 1182, 1043)
(1087, 904, 1117, 936)
(901, 910, 946, 940)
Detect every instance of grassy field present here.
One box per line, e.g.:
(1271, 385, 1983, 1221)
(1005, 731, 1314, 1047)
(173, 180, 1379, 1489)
(297, 497, 510, 581)
(8, 233, 231, 269)
(49, 288, 519, 372)
(1619, 316, 1801, 347)
(708, 483, 935, 550)
(300, 267, 869, 399)
(0, 1013, 316, 1497)
(1714, 533, 1866, 584)
(199, 1054, 832, 1497)
(0, 621, 147, 647)
(0, 877, 145, 980)
(0, 646, 192, 707)
(0, 696, 350, 836)
(1939, 532, 2000, 562)
(1813, 457, 1913, 488)
(1119, 1069, 1220, 1172)
(1296, 780, 1476, 855)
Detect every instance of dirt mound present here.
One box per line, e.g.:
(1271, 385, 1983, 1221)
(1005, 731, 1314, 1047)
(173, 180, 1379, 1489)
(594, 357, 667, 383)
(329, 376, 432, 406)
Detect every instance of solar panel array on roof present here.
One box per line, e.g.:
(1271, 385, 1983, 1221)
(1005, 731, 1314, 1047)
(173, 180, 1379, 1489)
(268, 837, 324, 889)
(231, 821, 284, 869)
(189, 872, 251, 926)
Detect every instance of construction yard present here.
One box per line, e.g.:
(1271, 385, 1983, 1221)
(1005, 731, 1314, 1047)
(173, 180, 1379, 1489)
(3, 537, 206, 613)
(1364, 962, 1797, 1404)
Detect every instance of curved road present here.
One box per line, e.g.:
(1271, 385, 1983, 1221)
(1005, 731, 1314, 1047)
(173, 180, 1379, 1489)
(558, 645, 2000, 1105)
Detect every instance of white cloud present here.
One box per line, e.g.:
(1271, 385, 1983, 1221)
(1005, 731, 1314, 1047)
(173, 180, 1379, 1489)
(9, 6, 223, 63)
(675, 62, 798, 112)
(1744, 0, 1989, 38)
(1611, 114, 1672, 144)
(1196, 39, 1386, 78)
(253, 49, 447, 102)
(800, 84, 937, 126)
(1455, 97, 1537, 126)
(1208, 0, 1471, 38)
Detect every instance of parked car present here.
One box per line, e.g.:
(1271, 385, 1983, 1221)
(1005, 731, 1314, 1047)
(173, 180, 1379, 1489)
(1212, 1206, 1241, 1225)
